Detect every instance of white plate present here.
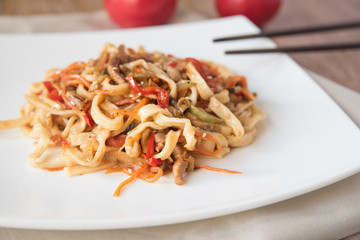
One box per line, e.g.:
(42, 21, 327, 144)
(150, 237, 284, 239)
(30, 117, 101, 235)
(0, 16, 359, 230)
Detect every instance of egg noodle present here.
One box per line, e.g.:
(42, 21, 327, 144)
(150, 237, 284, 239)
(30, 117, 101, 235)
(0, 43, 266, 196)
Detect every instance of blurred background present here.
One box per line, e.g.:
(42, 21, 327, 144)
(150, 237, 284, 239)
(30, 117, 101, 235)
(0, 0, 359, 93)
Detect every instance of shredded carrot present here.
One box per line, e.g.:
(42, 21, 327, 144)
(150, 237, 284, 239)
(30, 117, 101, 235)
(62, 74, 91, 88)
(124, 97, 149, 127)
(106, 165, 163, 184)
(42, 167, 65, 172)
(117, 168, 135, 176)
(105, 167, 123, 174)
(140, 167, 163, 183)
(225, 75, 248, 88)
(193, 130, 222, 156)
(122, 167, 163, 183)
(195, 164, 242, 174)
(46, 72, 61, 81)
(64, 80, 83, 86)
(225, 75, 255, 100)
(134, 97, 150, 113)
(239, 89, 256, 101)
(61, 62, 86, 75)
(114, 109, 141, 121)
(112, 163, 147, 197)
(45, 62, 86, 83)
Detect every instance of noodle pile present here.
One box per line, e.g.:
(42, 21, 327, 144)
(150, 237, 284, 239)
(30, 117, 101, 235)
(0, 43, 266, 196)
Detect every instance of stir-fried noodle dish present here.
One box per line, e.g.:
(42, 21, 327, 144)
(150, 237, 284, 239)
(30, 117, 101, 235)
(0, 43, 266, 196)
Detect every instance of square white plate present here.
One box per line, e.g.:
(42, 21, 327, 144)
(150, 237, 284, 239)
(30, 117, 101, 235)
(0, 16, 359, 230)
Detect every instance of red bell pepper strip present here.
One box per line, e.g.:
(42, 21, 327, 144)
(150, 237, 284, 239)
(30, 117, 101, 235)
(146, 132, 162, 166)
(126, 75, 170, 108)
(43, 81, 65, 103)
(43, 81, 54, 92)
(185, 58, 208, 79)
(127, 75, 143, 94)
(185, 58, 217, 90)
(141, 87, 170, 109)
(49, 90, 64, 102)
(106, 135, 127, 148)
(168, 61, 178, 68)
(83, 108, 95, 129)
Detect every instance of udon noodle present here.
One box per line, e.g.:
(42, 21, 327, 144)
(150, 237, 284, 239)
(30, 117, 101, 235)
(0, 43, 266, 196)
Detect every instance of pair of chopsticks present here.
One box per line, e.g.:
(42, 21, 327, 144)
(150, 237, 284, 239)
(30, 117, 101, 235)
(213, 21, 360, 54)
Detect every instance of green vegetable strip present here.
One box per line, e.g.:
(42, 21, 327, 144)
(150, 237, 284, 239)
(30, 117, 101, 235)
(189, 104, 223, 123)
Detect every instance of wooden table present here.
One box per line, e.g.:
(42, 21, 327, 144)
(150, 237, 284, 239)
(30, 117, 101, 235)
(0, 0, 359, 239)
(266, 0, 360, 94)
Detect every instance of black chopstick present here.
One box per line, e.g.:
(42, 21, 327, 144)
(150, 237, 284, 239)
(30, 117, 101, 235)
(225, 42, 360, 54)
(214, 21, 360, 42)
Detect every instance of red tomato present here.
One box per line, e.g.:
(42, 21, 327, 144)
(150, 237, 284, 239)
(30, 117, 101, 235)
(216, 0, 282, 27)
(105, 0, 177, 28)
